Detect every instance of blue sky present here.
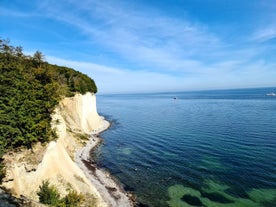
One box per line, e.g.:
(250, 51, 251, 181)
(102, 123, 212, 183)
(1, 0, 276, 94)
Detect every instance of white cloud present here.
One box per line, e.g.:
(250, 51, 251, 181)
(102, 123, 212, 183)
(252, 27, 276, 42)
(37, 0, 221, 73)
(46, 55, 276, 94)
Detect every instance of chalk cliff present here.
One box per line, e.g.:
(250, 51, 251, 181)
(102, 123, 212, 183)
(59, 93, 103, 134)
(1, 93, 108, 206)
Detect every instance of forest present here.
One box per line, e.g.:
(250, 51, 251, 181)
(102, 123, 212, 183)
(0, 38, 98, 181)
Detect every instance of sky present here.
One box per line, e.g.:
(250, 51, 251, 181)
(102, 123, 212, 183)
(1, 0, 276, 94)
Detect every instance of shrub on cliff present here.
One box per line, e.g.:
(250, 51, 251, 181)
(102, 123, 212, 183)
(37, 181, 85, 207)
(62, 190, 85, 207)
(37, 180, 61, 206)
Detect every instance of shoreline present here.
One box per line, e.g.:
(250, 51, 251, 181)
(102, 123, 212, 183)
(75, 117, 134, 207)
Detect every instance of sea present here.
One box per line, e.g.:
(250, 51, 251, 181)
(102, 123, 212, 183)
(95, 87, 276, 207)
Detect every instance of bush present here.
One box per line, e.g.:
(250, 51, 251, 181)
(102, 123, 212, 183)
(63, 190, 84, 207)
(37, 180, 60, 206)
(37, 180, 86, 207)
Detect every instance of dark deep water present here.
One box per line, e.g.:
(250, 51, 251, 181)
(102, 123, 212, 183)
(95, 87, 276, 207)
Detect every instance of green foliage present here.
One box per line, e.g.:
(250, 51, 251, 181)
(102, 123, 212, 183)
(37, 181, 85, 207)
(0, 38, 98, 182)
(37, 180, 61, 206)
(62, 190, 84, 207)
(33, 50, 44, 68)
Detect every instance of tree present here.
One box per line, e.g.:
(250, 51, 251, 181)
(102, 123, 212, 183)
(33, 50, 44, 68)
(15, 46, 23, 57)
(0, 38, 10, 53)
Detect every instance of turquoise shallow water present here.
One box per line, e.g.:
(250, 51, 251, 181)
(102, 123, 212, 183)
(95, 88, 276, 207)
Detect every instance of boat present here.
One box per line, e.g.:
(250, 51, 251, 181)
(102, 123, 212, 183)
(266, 92, 276, 96)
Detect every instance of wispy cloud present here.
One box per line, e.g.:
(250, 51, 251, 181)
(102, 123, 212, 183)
(37, 0, 222, 72)
(39, 0, 276, 92)
(252, 26, 276, 42)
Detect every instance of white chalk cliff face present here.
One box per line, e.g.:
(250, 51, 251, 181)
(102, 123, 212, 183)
(60, 93, 102, 134)
(1, 93, 107, 206)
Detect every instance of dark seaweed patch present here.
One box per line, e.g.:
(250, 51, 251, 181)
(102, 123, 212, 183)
(181, 195, 204, 206)
(82, 159, 96, 172)
(201, 192, 233, 203)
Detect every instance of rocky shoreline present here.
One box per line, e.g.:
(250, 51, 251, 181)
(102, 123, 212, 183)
(75, 119, 135, 207)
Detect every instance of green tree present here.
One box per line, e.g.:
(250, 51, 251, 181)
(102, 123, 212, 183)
(0, 38, 11, 54)
(33, 50, 44, 68)
(15, 46, 23, 57)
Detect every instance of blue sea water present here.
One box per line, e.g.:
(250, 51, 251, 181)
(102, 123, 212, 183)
(95, 88, 276, 207)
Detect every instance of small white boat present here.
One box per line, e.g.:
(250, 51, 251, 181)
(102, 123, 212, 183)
(266, 92, 276, 96)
